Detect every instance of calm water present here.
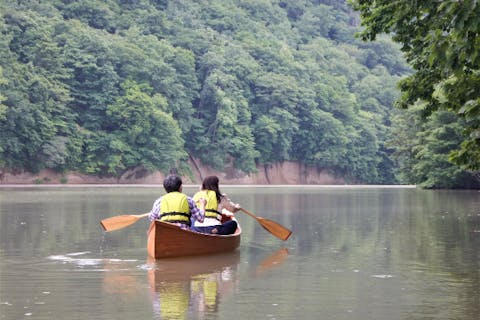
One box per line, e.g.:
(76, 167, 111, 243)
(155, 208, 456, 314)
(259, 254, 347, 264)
(1, 186, 479, 320)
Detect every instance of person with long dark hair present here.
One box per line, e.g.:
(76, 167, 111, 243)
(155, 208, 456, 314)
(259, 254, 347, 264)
(191, 176, 240, 235)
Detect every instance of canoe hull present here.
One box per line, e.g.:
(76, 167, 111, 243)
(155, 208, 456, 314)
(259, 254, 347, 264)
(147, 220, 241, 259)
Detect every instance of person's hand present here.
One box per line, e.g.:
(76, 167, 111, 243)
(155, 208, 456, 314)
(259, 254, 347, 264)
(233, 203, 241, 212)
(198, 197, 207, 208)
(221, 208, 234, 217)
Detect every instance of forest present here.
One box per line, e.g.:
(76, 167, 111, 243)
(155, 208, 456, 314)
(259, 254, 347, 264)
(0, 0, 478, 188)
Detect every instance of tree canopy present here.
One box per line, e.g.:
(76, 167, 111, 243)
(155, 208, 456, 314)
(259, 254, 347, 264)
(350, 0, 480, 175)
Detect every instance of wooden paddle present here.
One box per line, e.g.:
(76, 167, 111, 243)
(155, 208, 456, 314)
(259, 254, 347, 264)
(239, 208, 292, 240)
(100, 213, 150, 232)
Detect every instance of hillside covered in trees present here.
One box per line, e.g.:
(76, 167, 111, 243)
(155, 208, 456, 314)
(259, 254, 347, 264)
(0, 0, 478, 188)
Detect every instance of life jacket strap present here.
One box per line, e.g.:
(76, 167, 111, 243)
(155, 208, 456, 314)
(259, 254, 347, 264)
(205, 208, 222, 221)
(160, 211, 191, 226)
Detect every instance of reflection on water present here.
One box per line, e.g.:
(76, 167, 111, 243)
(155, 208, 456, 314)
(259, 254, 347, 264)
(48, 251, 138, 270)
(38, 249, 288, 320)
(146, 252, 241, 320)
(103, 250, 288, 320)
(146, 249, 290, 320)
(254, 247, 289, 276)
(1, 186, 480, 320)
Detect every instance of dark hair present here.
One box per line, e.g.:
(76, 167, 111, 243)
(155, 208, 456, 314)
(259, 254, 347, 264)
(201, 175, 222, 202)
(163, 174, 182, 193)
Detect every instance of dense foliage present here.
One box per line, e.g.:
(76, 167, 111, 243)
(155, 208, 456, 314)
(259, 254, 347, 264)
(350, 0, 480, 186)
(0, 0, 475, 187)
(388, 106, 480, 188)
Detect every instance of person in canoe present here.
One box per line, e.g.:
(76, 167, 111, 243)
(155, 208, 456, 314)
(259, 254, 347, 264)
(149, 174, 206, 229)
(191, 175, 241, 235)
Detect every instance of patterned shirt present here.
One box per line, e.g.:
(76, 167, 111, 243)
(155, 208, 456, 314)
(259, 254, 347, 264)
(149, 194, 204, 230)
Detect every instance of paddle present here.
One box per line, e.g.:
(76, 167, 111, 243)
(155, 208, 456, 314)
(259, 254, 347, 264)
(239, 208, 292, 240)
(100, 212, 150, 232)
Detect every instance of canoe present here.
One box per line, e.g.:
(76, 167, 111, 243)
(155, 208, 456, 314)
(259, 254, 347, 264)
(147, 220, 241, 259)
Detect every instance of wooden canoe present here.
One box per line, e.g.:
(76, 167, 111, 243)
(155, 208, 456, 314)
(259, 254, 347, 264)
(147, 220, 241, 259)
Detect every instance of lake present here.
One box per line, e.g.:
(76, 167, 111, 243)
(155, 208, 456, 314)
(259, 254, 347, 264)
(1, 185, 479, 319)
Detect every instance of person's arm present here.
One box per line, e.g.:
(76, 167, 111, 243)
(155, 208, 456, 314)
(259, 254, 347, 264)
(220, 194, 241, 213)
(149, 197, 162, 221)
(188, 196, 205, 223)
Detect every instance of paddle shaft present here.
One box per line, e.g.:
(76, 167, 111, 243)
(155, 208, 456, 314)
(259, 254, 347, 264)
(239, 208, 259, 220)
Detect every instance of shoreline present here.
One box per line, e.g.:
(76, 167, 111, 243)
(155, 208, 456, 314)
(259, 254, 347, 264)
(0, 184, 418, 188)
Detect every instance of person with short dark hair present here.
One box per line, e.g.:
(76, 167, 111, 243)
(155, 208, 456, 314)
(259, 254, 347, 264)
(191, 175, 240, 235)
(149, 174, 205, 229)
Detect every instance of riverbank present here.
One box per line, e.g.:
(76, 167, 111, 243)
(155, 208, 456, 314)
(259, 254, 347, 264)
(0, 161, 349, 185)
(0, 183, 417, 188)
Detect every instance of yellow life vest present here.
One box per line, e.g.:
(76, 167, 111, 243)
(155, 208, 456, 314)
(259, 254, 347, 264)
(203, 279, 218, 306)
(193, 190, 220, 221)
(159, 282, 189, 319)
(191, 275, 218, 308)
(159, 192, 191, 226)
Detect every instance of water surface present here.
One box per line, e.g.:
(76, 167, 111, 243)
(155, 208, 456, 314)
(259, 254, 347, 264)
(1, 186, 479, 319)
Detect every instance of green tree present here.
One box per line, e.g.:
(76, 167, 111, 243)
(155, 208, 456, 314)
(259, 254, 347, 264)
(113, 28, 199, 134)
(350, 0, 480, 173)
(91, 80, 187, 176)
(292, 108, 348, 169)
(61, 22, 120, 131)
(0, 67, 7, 122)
(388, 105, 479, 188)
(58, 0, 118, 33)
(0, 6, 76, 172)
(188, 63, 257, 172)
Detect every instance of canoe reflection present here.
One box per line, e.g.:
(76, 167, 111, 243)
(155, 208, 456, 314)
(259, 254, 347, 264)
(102, 249, 289, 319)
(147, 252, 240, 319)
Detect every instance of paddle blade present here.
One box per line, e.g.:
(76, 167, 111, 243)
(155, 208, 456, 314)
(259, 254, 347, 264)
(100, 214, 144, 232)
(257, 217, 292, 241)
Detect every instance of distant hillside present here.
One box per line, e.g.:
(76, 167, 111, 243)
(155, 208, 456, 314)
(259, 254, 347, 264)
(0, 0, 409, 184)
